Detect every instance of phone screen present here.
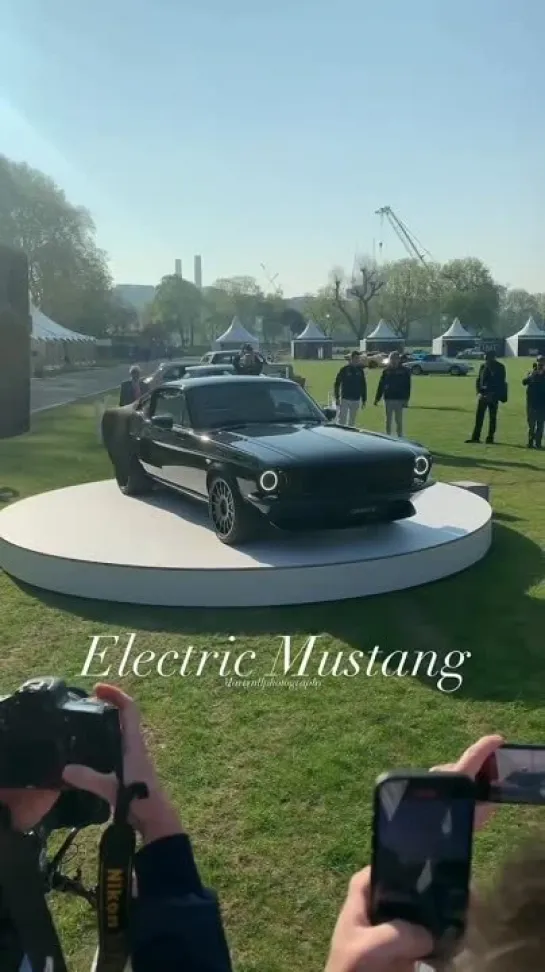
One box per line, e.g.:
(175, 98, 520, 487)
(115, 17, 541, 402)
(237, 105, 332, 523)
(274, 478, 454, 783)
(371, 776, 475, 943)
(476, 745, 545, 804)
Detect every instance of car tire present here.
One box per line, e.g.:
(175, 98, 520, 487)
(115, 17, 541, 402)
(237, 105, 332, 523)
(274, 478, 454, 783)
(411, 364, 423, 375)
(208, 474, 260, 545)
(116, 453, 153, 496)
(449, 366, 462, 376)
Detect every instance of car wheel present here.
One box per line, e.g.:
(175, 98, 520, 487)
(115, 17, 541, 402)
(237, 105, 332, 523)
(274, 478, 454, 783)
(411, 364, 423, 375)
(116, 453, 153, 495)
(208, 475, 259, 545)
(449, 366, 462, 376)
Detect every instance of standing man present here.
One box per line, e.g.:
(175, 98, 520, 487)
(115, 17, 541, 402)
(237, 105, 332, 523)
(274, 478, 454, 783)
(233, 344, 265, 375)
(334, 351, 367, 426)
(466, 350, 507, 444)
(374, 351, 411, 436)
(119, 365, 144, 406)
(522, 356, 545, 448)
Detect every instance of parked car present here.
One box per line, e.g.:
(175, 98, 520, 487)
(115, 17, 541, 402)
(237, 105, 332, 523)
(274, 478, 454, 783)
(265, 362, 306, 387)
(200, 350, 239, 365)
(184, 364, 235, 378)
(101, 375, 433, 545)
(141, 358, 200, 391)
(456, 348, 485, 360)
(403, 354, 472, 376)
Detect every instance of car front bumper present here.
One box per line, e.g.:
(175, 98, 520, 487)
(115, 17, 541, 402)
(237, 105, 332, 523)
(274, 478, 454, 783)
(247, 480, 433, 529)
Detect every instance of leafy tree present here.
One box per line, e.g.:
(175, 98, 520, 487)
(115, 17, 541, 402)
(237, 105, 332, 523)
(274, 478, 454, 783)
(280, 307, 307, 337)
(303, 286, 348, 336)
(377, 259, 442, 340)
(498, 288, 542, 336)
(212, 276, 264, 326)
(439, 258, 500, 334)
(333, 261, 385, 340)
(0, 155, 115, 335)
(149, 275, 203, 346)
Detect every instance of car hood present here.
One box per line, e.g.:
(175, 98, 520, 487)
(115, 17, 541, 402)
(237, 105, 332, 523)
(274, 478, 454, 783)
(210, 423, 424, 466)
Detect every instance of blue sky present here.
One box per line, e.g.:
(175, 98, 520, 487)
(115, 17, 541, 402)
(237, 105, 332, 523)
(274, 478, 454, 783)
(1, 0, 543, 296)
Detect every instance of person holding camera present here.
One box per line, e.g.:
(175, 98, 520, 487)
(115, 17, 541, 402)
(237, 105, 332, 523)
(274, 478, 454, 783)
(0, 684, 232, 972)
(233, 344, 264, 375)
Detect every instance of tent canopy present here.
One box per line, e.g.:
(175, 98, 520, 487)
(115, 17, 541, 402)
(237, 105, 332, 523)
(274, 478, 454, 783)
(366, 319, 397, 340)
(31, 304, 95, 342)
(442, 317, 471, 338)
(214, 317, 259, 348)
(294, 319, 329, 341)
(513, 316, 543, 338)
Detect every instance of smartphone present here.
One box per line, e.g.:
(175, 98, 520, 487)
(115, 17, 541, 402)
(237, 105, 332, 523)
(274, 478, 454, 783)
(476, 744, 545, 805)
(370, 771, 476, 955)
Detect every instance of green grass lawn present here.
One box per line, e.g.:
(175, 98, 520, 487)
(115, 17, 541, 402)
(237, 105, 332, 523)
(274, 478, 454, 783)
(1, 359, 545, 971)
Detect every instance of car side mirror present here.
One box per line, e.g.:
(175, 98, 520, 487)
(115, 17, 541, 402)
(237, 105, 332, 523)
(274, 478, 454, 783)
(151, 413, 174, 430)
(322, 406, 337, 422)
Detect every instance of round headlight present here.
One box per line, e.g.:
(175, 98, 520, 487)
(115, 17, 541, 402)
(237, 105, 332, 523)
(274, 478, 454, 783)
(414, 455, 430, 477)
(259, 470, 279, 492)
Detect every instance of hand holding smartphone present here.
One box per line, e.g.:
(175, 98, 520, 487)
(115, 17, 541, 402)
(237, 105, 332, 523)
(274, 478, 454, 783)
(370, 771, 476, 959)
(475, 744, 545, 805)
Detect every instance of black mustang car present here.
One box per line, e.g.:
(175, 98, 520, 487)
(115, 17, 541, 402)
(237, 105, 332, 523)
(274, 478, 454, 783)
(102, 375, 433, 545)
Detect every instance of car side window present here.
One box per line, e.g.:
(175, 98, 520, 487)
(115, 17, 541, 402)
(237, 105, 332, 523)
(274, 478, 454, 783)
(150, 389, 186, 425)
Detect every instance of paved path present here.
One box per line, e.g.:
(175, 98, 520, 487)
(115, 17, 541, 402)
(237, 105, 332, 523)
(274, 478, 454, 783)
(31, 363, 152, 413)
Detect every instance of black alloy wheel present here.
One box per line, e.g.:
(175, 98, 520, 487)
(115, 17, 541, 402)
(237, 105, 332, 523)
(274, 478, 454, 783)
(208, 475, 259, 545)
(411, 364, 423, 375)
(449, 365, 462, 376)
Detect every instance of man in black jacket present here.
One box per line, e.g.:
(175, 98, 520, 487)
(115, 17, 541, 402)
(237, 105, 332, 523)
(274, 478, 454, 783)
(374, 351, 411, 437)
(466, 351, 507, 444)
(334, 351, 367, 426)
(522, 356, 545, 448)
(233, 344, 264, 375)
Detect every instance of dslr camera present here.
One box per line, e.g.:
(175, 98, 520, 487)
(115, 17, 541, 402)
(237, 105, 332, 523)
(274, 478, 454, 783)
(0, 677, 121, 792)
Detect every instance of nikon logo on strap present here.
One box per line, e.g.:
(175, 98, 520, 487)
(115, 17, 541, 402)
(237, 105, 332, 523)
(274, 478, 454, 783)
(105, 870, 124, 932)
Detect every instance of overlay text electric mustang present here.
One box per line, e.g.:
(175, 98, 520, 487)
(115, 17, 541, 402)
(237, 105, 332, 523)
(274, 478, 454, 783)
(101, 376, 433, 545)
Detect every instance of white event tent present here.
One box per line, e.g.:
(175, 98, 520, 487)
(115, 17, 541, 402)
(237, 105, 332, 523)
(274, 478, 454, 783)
(213, 317, 259, 349)
(360, 320, 402, 353)
(291, 319, 333, 360)
(31, 304, 96, 371)
(432, 318, 475, 355)
(505, 317, 545, 357)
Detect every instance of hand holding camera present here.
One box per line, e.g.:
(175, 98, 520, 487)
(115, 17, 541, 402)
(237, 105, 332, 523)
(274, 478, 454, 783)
(63, 683, 182, 845)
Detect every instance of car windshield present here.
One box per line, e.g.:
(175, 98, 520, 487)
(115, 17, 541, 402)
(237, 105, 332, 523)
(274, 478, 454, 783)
(189, 381, 323, 429)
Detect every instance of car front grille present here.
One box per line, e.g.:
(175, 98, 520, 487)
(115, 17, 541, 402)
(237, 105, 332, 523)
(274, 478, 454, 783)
(288, 460, 414, 497)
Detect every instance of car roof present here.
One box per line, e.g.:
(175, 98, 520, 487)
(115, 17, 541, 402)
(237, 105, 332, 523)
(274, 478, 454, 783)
(160, 374, 294, 390)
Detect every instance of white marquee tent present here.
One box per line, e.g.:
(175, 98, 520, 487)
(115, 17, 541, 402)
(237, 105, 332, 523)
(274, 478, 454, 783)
(360, 320, 402, 352)
(213, 317, 259, 349)
(432, 317, 474, 354)
(506, 317, 545, 357)
(291, 319, 333, 360)
(30, 304, 96, 371)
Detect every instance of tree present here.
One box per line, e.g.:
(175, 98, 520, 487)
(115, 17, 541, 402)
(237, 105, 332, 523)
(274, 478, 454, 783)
(377, 259, 442, 340)
(212, 276, 264, 326)
(303, 286, 348, 336)
(498, 288, 541, 336)
(332, 261, 385, 340)
(0, 155, 115, 335)
(149, 275, 203, 346)
(439, 258, 500, 334)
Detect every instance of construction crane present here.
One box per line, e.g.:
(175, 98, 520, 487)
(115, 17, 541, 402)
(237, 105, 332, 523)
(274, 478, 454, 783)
(260, 263, 282, 296)
(375, 206, 432, 266)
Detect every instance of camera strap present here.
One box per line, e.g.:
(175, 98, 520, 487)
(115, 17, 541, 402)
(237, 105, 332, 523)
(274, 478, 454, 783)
(0, 803, 67, 972)
(94, 782, 148, 972)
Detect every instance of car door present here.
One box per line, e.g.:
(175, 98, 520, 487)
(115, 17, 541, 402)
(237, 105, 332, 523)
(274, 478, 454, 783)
(137, 388, 184, 477)
(424, 354, 441, 374)
(142, 388, 209, 497)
